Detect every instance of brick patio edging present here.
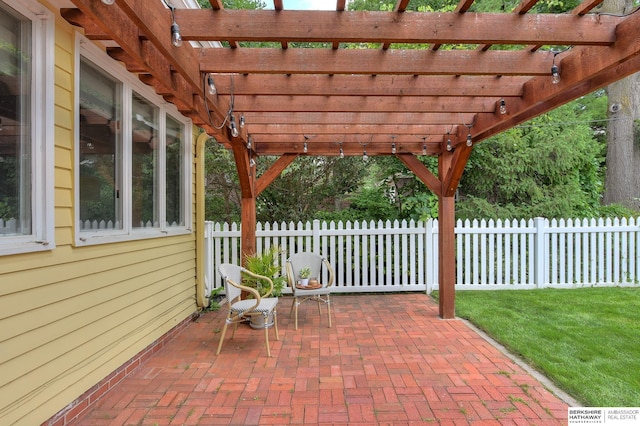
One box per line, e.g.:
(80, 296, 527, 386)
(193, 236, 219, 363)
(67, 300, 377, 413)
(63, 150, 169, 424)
(42, 312, 199, 426)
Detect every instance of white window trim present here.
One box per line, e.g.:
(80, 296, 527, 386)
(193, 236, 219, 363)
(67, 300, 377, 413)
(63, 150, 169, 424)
(74, 34, 192, 247)
(0, 0, 55, 256)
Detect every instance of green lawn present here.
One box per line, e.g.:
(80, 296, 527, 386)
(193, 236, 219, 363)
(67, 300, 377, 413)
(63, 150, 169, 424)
(441, 287, 640, 407)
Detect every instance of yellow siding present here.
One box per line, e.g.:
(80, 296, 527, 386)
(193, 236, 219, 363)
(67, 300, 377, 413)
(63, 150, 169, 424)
(0, 4, 199, 425)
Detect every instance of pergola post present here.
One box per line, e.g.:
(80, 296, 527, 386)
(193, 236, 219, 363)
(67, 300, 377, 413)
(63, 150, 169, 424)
(241, 197, 256, 259)
(438, 195, 456, 319)
(229, 135, 256, 261)
(237, 152, 298, 261)
(437, 145, 472, 320)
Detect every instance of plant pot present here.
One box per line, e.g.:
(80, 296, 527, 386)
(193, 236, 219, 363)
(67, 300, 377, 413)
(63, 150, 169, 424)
(249, 312, 275, 329)
(300, 278, 309, 286)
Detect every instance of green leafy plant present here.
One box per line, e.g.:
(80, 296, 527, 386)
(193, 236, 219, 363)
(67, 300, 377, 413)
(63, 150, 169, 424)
(204, 286, 224, 311)
(243, 245, 286, 297)
(298, 267, 311, 279)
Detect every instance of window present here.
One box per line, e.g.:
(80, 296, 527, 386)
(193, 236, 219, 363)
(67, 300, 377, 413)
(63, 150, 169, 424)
(0, 0, 54, 256)
(78, 59, 123, 231)
(76, 35, 191, 246)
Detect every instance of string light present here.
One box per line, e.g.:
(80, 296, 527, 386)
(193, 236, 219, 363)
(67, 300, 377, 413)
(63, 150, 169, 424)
(239, 115, 245, 128)
(551, 64, 560, 84)
(551, 51, 561, 84)
(335, 140, 345, 158)
(461, 119, 474, 148)
(207, 74, 216, 95)
(247, 135, 252, 150)
(422, 144, 427, 155)
(303, 135, 311, 153)
(358, 135, 371, 162)
(446, 136, 452, 152)
(229, 115, 239, 138)
(170, 20, 182, 47)
(165, 3, 182, 47)
(391, 143, 396, 154)
(499, 98, 507, 115)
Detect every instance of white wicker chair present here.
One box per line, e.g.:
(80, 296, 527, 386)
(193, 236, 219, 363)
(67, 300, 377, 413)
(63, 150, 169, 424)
(285, 253, 334, 330)
(216, 263, 279, 357)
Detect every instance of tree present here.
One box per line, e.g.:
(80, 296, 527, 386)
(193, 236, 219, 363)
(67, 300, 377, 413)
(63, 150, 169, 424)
(204, 141, 242, 223)
(456, 100, 605, 219)
(602, 0, 640, 210)
(256, 156, 367, 223)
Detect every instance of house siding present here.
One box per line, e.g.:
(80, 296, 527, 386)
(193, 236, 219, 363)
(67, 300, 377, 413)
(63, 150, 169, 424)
(0, 3, 199, 425)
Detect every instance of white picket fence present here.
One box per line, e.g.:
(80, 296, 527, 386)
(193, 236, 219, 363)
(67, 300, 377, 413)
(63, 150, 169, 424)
(204, 217, 640, 296)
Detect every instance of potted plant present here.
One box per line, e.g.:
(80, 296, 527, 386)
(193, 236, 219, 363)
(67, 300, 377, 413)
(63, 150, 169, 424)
(298, 266, 311, 286)
(242, 246, 286, 329)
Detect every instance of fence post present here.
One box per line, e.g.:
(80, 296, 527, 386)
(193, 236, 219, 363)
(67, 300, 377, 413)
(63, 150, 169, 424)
(313, 219, 321, 254)
(425, 219, 435, 293)
(534, 217, 547, 288)
(204, 221, 212, 295)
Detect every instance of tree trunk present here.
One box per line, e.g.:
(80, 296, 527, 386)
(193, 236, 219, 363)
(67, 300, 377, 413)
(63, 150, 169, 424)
(603, 0, 640, 210)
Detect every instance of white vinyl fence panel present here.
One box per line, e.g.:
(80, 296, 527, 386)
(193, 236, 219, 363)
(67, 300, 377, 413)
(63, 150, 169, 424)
(203, 217, 640, 296)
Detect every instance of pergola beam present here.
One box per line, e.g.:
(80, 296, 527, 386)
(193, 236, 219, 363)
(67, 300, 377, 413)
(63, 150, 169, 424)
(232, 95, 498, 113)
(247, 124, 459, 135)
(200, 48, 555, 76)
(252, 141, 442, 156)
(242, 112, 476, 125)
(178, 9, 616, 46)
(212, 74, 527, 97)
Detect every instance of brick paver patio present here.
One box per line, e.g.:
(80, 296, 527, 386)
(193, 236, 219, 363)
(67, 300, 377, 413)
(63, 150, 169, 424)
(70, 294, 571, 425)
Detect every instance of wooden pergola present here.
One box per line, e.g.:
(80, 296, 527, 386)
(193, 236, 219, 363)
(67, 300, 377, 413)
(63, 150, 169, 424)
(62, 0, 640, 318)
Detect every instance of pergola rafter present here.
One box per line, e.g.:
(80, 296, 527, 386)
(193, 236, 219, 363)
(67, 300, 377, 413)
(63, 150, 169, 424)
(61, 0, 640, 318)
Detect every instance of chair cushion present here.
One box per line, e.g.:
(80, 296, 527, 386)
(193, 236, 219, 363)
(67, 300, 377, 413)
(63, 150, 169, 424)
(294, 287, 330, 296)
(230, 297, 278, 314)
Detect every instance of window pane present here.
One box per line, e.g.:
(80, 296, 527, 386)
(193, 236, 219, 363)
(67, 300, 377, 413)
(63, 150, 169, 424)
(79, 59, 122, 231)
(0, 4, 31, 236)
(131, 92, 159, 228)
(165, 115, 184, 227)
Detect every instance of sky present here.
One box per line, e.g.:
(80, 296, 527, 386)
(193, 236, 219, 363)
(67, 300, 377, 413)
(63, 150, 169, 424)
(278, 0, 336, 10)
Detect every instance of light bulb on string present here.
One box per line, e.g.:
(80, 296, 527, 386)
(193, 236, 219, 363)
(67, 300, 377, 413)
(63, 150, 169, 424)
(229, 115, 239, 138)
(207, 74, 216, 95)
(551, 64, 561, 84)
(171, 22, 182, 47)
(339, 147, 344, 158)
(499, 98, 507, 115)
